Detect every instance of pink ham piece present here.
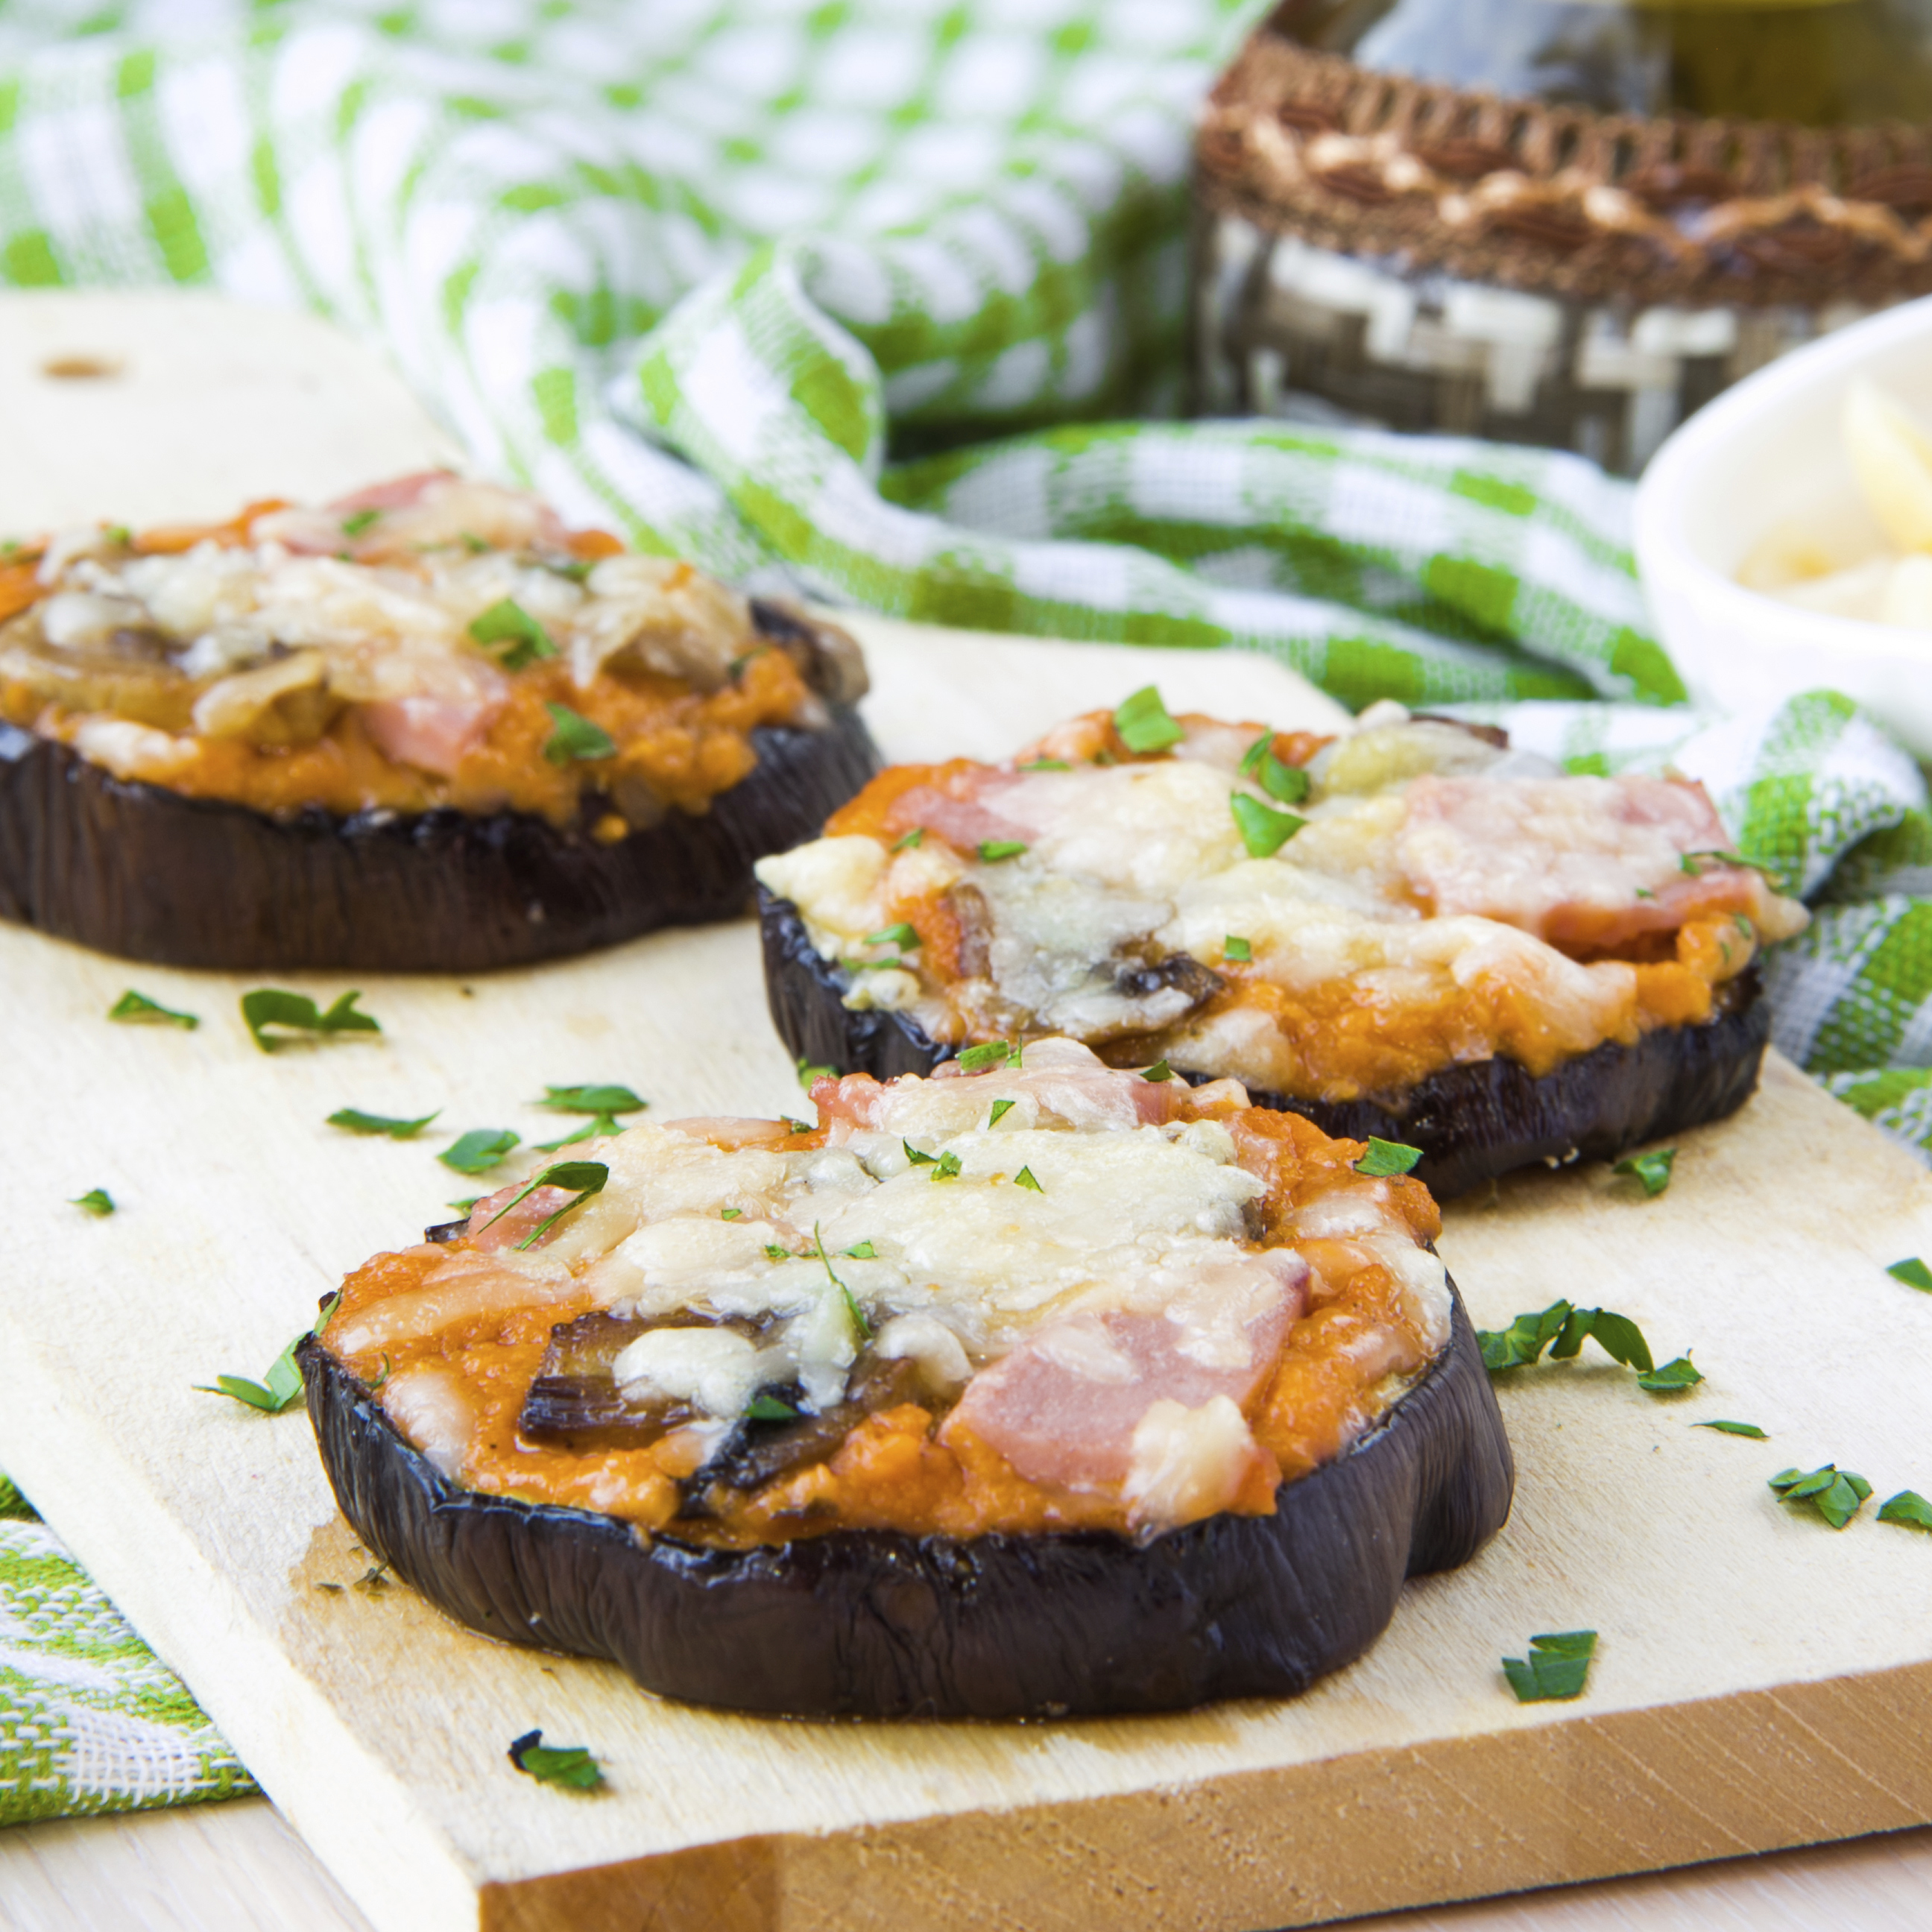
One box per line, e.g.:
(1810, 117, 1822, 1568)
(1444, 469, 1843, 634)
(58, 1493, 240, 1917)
(940, 1251, 1306, 1501)
(362, 692, 502, 778)
(882, 772, 1029, 855)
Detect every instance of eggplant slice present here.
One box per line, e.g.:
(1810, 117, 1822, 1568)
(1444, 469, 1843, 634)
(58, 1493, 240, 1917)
(760, 886, 1772, 1200)
(297, 1282, 1511, 1720)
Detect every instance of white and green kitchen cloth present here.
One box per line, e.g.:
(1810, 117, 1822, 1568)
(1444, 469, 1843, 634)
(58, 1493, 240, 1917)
(4, 0, 1932, 1827)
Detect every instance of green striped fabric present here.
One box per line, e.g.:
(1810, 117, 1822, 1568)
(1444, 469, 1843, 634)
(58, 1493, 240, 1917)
(4, 0, 1932, 1828)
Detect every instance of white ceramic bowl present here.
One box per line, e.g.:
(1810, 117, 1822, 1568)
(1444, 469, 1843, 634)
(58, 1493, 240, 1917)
(1635, 296, 1932, 757)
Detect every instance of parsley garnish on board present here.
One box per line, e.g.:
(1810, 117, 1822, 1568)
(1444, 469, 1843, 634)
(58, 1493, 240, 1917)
(956, 1040, 1023, 1073)
(533, 1082, 646, 1148)
(469, 597, 557, 671)
(242, 989, 379, 1054)
(1240, 733, 1311, 806)
(1614, 1147, 1676, 1197)
(328, 1108, 439, 1139)
(543, 703, 616, 765)
(978, 839, 1027, 862)
(1770, 1464, 1872, 1530)
(1879, 1491, 1932, 1530)
(1355, 1137, 1422, 1178)
(108, 989, 198, 1029)
(1503, 1631, 1597, 1704)
(1635, 1354, 1703, 1393)
(477, 1161, 609, 1249)
(1693, 1419, 1768, 1439)
(440, 1128, 522, 1175)
(70, 1188, 113, 1216)
(1476, 1300, 1655, 1376)
(1113, 686, 1184, 754)
(508, 1730, 604, 1792)
(1887, 1257, 1932, 1292)
(1231, 792, 1304, 858)
(195, 1295, 338, 1416)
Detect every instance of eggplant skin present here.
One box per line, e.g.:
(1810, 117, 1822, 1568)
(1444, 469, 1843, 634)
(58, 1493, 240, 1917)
(297, 1286, 1509, 1720)
(759, 886, 1771, 1199)
(0, 708, 875, 971)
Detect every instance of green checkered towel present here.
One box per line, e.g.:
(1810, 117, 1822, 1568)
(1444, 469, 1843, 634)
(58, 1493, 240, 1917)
(4, 0, 1932, 1828)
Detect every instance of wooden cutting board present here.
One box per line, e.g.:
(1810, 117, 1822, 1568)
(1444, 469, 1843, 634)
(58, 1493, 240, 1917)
(3, 292, 1932, 1932)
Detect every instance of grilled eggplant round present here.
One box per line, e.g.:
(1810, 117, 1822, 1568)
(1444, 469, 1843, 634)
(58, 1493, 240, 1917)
(297, 1281, 1511, 1720)
(759, 886, 1771, 1200)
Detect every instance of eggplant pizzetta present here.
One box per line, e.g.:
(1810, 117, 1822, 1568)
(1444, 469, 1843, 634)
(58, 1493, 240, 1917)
(756, 692, 1810, 1194)
(301, 1044, 1512, 1718)
(0, 472, 873, 970)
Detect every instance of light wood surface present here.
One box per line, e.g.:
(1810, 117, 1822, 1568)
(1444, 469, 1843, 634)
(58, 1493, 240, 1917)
(4, 288, 1932, 1932)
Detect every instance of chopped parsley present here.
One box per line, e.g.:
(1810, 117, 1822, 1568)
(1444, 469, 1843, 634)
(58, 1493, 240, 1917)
(1143, 1060, 1173, 1083)
(763, 1243, 790, 1261)
(1018, 757, 1070, 771)
(988, 1098, 1015, 1126)
(1878, 1490, 1932, 1530)
(865, 924, 920, 951)
(903, 1140, 938, 1167)
(71, 1188, 113, 1216)
(957, 1040, 1023, 1073)
(1477, 1299, 1655, 1374)
(930, 1149, 963, 1182)
(796, 1058, 837, 1089)
(327, 1107, 439, 1139)
(109, 989, 198, 1029)
(476, 1161, 609, 1248)
(340, 508, 382, 537)
(1240, 733, 1311, 805)
(1887, 1257, 1932, 1292)
(978, 839, 1027, 862)
(507, 1730, 603, 1792)
(543, 703, 616, 765)
(241, 989, 379, 1054)
(439, 1128, 522, 1175)
(1614, 1147, 1676, 1197)
(1636, 1354, 1702, 1393)
(1355, 1137, 1421, 1178)
(891, 827, 925, 851)
(746, 1394, 798, 1423)
(533, 1082, 646, 1149)
(1503, 1630, 1597, 1703)
(1014, 1166, 1043, 1193)
(1693, 1419, 1768, 1439)
(720, 1208, 742, 1219)
(1770, 1464, 1871, 1530)
(468, 597, 558, 671)
(1113, 685, 1184, 754)
(813, 1222, 870, 1338)
(1231, 792, 1304, 858)
(844, 1240, 876, 1259)
(193, 1295, 335, 1417)
(1223, 936, 1252, 962)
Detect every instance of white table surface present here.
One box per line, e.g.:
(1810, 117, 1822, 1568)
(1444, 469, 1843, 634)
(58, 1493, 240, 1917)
(3, 1800, 1931, 1931)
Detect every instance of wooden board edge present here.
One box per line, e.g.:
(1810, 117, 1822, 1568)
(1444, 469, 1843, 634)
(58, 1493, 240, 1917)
(478, 1659, 1932, 1932)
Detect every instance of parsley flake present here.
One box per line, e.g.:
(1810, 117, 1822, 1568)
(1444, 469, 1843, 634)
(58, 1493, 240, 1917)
(746, 1394, 797, 1423)
(1503, 1630, 1597, 1703)
(1231, 792, 1304, 857)
(903, 1141, 936, 1166)
(1636, 1354, 1702, 1393)
(543, 703, 616, 765)
(763, 1243, 790, 1261)
(957, 1040, 1022, 1073)
(1014, 1165, 1043, 1193)
(796, 1057, 837, 1089)
(539, 1084, 646, 1115)
(891, 827, 925, 851)
(468, 597, 558, 671)
(1477, 1300, 1655, 1374)
(109, 989, 198, 1029)
(1355, 1137, 1422, 1178)
(720, 1208, 742, 1220)
(1878, 1490, 1932, 1530)
(476, 1161, 609, 1248)
(1141, 1061, 1172, 1084)
(1887, 1257, 1932, 1292)
(341, 508, 382, 537)
(865, 924, 920, 951)
(813, 1222, 870, 1338)
(508, 1730, 604, 1792)
(440, 1128, 522, 1175)
(1224, 936, 1252, 962)
(1240, 733, 1310, 805)
(1770, 1464, 1872, 1530)
(71, 1188, 113, 1216)
(930, 1149, 963, 1182)
(242, 989, 379, 1054)
(1113, 685, 1184, 754)
(978, 839, 1027, 862)
(988, 1098, 1016, 1127)
(1614, 1147, 1676, 1197)
(844, 1240, 876, 1259)
(192, 1298, 332, 1417)
(328, 1107, 438, 1140)
(1019, 757, 1070, 771)
(1694, 1419, 1768, 1439)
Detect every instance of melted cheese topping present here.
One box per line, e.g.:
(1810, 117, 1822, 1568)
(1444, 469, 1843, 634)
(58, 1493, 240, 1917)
(755, 710, 1812, 1102)
(323, 1041, 1448, 1544)
(0, 476, 820, 824)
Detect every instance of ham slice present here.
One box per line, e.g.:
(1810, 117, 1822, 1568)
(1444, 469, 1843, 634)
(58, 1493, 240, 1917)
(362, 692, 502, 777)
(940, 1252, 1304, 1492)
(882, 769, 1028, 854)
